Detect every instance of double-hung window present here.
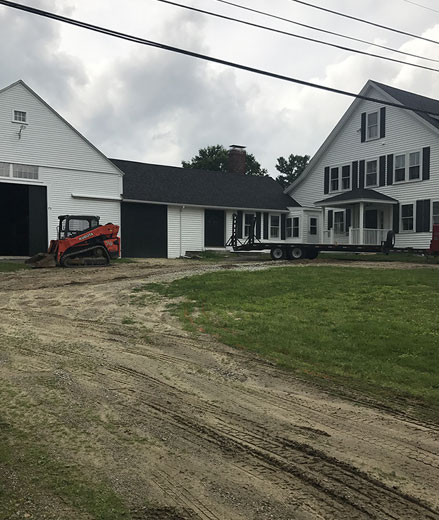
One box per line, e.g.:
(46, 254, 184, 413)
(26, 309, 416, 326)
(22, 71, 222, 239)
(330, 167, 339, 192)
(341, 165, 350, 190)
(433, 202, 439, 225)
(334, 211, 345, 234)
(395, 154, 405, 182)
(286, 217, 299, 238)
(367, 111, 378, 140)
(309, 217, 317, 235)
(401, 204, 414, 231)
(366, 160, 377, 187)
(409, 152, 420, 180)
(244, 213, 255, 237)
(270, 215, 280, 238)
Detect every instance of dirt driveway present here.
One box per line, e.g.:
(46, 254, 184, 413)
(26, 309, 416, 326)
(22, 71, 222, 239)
(1, 259, 438, 519)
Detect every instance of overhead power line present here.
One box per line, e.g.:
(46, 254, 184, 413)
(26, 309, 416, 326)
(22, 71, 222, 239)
(402, 0, 439, 13)
(153, 0, 439, 73)
(289, 0, 439, 46)
(208, 0, 439, 63)
(1, 0, 439, 118)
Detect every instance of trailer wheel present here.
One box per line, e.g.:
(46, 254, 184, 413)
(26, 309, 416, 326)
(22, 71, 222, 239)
(290, 246, 305, 260)
(306, 248, 319, 260)
(270, 247, 285, 260)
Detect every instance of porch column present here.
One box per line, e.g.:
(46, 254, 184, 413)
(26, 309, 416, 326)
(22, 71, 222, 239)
(321, 208, 325, 243)
(359, 202, 364, 245)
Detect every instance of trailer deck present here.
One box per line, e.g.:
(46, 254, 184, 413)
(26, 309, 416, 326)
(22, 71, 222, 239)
(226, 214, 439, 260)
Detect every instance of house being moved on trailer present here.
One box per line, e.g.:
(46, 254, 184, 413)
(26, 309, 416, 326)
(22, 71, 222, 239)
(283, 80, 438, 250)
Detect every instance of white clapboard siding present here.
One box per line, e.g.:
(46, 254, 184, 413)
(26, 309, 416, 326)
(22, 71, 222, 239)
(291, 84, 439, 249)
(167, 206, 204, 258)
(41, 167, 122, 241)
(0, 82, 119, 175)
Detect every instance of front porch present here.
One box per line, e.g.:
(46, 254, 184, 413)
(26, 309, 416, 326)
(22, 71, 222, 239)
(317, 189, 397, 246)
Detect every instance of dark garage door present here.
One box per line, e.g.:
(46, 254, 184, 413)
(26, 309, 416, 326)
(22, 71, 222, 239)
(0, 183, 47, 256)
(121, 202, 167, 258)
(205, 209, 225, 247)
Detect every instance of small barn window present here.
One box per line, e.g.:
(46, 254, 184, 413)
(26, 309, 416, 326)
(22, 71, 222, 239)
(366, 160, 377, 186)
(395, 154, 405, 182)
(0, 162, 10, 177)
(12, 163, 38, 180)
(13, 110, 27, 123)
(286, 217, 299, 238)
(330, 167, 339, 192)
(341, 165, 350, 190)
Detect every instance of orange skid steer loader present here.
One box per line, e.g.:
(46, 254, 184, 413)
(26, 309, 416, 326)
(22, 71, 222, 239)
(26, 215, 120, 268)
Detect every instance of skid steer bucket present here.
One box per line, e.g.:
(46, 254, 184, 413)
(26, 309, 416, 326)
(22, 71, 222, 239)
(25, 253, 57, 268)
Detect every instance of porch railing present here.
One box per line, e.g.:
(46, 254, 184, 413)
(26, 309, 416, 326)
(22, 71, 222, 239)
(349, 228, 391, 246)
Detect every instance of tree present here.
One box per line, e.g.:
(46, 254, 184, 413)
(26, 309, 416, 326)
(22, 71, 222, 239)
(275, 154, 310, 189)
(182, 145, 268, 176)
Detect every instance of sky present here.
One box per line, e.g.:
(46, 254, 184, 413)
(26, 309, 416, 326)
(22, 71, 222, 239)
(1, 0, 439, 176)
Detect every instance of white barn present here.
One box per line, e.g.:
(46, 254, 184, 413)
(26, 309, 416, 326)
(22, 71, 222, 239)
(0, 80, 122, 256)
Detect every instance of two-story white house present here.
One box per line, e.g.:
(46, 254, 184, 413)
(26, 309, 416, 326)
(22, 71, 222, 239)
(284, 80, 438, 250)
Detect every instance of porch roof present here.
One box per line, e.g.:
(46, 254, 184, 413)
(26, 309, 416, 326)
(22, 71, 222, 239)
(315, 188, 398, 207)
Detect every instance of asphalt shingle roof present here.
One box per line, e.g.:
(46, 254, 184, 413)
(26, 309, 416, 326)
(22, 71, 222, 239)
(112, 159, 299, 211)
(316, 188, 397, 205)
(374, 81, 439, 130)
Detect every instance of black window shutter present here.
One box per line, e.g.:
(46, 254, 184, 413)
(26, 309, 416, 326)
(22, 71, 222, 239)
(392, 203, 400, 234)
(281, 214, 286, 240)
(387, 154, 394, 185)
(255, 212, 261, 239)
(379, 156, 386, 186)
(359, 160, 365, 189)
(416, 199, 431, 232)
(324, 167, 330, 194)
(346, 208, 351, 231)
(352, 161, 358, 189)
(380, 107, 386, 138)
(422, 147, 430, 180)
(361, 112, 366, 142)
(237, 210, 243, 238)
(328, 210, 333, 230)
(263, 212, 269, 240)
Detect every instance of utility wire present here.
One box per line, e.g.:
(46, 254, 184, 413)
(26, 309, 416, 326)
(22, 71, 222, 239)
(153, 0, 439, 73)
(1, 0, 439, 118)
(289, 0, 439, 46)
(402, 0, 439, 13)
(207, 0, 439, 63)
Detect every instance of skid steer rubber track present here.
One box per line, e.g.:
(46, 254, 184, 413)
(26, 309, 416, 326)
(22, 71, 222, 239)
(61, 245, 110, 268)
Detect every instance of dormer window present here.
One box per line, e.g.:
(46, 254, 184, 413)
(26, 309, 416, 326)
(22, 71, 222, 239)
(13, 110, 27, 123)
(367, 111, 378, 140)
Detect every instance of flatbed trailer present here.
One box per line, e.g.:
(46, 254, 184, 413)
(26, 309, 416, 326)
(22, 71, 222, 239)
(226, 215, 439, 260)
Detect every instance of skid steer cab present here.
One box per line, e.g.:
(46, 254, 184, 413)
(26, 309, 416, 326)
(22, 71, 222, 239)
(27, 215, 120, 268)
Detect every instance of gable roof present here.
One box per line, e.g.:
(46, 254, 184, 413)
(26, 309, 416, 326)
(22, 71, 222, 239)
(112, 159, 299, 211)
(373, 81, 439, 131)
(315, 188, 397, 206)
(0, 80, 123, 177)
(285, 79, 439, 195)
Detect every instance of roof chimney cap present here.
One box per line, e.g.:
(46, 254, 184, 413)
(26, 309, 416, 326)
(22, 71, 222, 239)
(229, 144, 246, 150)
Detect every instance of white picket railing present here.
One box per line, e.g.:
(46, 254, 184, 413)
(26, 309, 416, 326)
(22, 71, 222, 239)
(349, 228, 391, 246)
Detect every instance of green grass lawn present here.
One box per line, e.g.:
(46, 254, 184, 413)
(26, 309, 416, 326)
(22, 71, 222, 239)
(321, 251, 439, 264)
(0, 262, 30, 272)
(145, 266, 439, 417)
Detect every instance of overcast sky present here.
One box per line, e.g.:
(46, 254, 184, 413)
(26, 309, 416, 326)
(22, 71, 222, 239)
(1, 0, 439, 176)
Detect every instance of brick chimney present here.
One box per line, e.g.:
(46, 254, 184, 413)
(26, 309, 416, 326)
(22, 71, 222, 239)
(228, 145, 246, 174)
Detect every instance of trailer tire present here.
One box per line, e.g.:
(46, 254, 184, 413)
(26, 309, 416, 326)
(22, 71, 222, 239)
(290, 246, 305, 260)
(306, 248, 319, 260)
(270, 247, 285, 260)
